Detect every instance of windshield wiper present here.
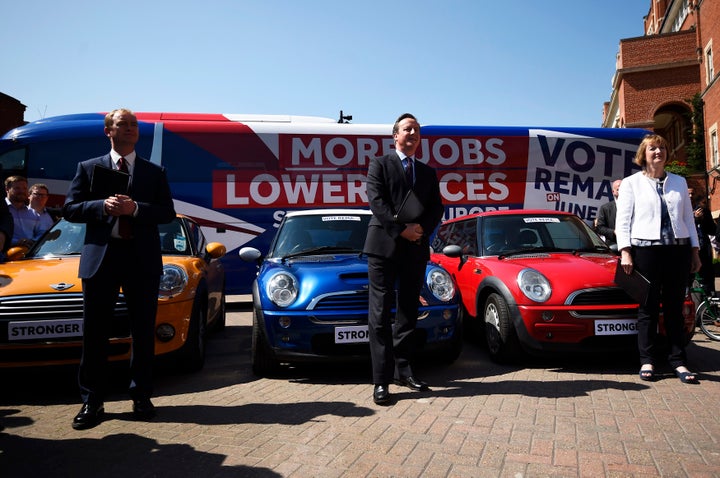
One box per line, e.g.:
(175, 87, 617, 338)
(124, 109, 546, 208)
(282, 245, 360, 260)
(498, 246, 559, 259)
(572, 246, 613, 255)
(40, 252, 82, 257)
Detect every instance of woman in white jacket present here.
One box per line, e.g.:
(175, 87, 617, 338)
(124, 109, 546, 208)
(615, 134, 701, 383)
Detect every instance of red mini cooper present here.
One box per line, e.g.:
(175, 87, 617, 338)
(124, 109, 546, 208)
(430, 210, 695, 362)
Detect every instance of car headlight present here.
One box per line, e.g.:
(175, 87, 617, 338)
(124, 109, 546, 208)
(159, 264, 188, 298)
(426, 267, 455, 302)
(517, 268, 551, 302)
(266, 272, 298, 307)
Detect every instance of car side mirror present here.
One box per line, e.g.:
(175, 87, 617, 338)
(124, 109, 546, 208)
(239, 246, 263, 264)
(205, 242, 227, 260)
(6, 246, 28, 261)
(442, 244, 467, 269)
(442, 245, 463, 258)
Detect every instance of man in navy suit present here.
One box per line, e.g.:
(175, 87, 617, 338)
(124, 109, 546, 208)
(63, 108, 176, 429)
(363, 113, 445, 404)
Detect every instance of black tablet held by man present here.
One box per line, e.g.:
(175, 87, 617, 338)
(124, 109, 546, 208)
(394, 189, 424, 223)
(90, 164, 130, 198)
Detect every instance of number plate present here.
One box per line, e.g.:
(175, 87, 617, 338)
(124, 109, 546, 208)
(8, 319, 84, 341)
(335, 325, 370, 344)
(594, 319, 638, 336)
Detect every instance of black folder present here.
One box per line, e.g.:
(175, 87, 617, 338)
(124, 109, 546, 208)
(90, 164, 130, 198)
(613, 260, 651, 306)
(394, 190, 425, 223)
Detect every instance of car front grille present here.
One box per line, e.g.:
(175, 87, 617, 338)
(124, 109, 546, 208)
(568, 288, 635, 305)
(309, 290, 370, 311)
(0, 293, 84, 320)
(0, 293, 130, 342)
(566, 287, 636, 318)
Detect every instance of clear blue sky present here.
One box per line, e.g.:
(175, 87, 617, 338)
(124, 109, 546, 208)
(3, 1, 649, 127)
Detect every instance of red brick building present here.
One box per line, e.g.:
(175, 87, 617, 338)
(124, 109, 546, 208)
(604, 0, 720, 211)
(0, 92, 26, 137)
(700, 0, 720, 200)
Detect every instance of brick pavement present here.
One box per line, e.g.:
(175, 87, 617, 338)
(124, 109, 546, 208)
(3, 299, 720, 477)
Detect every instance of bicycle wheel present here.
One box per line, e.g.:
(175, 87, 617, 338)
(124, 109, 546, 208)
(697, 301, 720, 341)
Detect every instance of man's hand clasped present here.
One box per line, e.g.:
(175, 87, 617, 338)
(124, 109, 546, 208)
(105, 194, 136, 216)
(401, 223, 424, 244)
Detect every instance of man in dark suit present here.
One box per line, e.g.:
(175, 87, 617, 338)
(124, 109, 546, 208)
(363, 113, 445, 405)
(63, 108, 176, 430)
(596, 179, 621, 247)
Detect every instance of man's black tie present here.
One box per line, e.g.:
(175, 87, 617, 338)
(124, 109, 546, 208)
(117, 157, 132, 239)
(405, 157, 414, 186)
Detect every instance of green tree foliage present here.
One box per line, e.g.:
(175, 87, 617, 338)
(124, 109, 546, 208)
(685, 93, 706, 172)
(667, 93, 705, 176)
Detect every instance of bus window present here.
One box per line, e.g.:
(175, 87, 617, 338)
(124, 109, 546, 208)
(0, 147, 26, 174)
(28, 138, 110, 180)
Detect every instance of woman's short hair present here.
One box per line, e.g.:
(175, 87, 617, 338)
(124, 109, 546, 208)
(634, 133, 671, 168)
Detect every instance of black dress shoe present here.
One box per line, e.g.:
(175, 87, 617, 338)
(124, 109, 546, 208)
(373, 384, 390, 404)
(132, 399, 156, 420)
(394, 376, 430, 391)
(72, 403, 104, 430)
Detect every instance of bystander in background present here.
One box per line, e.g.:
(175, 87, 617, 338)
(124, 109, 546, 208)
(596, 179, 622, 248)
(28, 183, 58, 240)
(689, 188, 716, 294)
(4, 175, 37, 247)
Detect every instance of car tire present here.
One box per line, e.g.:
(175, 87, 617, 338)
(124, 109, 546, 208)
(483, 293, 521, 363)
(179, 295, 207, 372)
(251, 306, 280, 377)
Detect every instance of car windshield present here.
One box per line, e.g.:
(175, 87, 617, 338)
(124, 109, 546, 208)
(480, 214, 610, 256)
(28, 218, 190, 257)
(30, 220, 86, 257)
(159, 219, 192, 255)
(271, 213, 370, 258)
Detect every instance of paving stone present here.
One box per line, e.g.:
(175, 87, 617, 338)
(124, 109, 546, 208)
(3, 298, 720, 477)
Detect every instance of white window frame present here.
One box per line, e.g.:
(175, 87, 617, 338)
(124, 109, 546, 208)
(706, 41, 715, 85)
(672, 0, 690, 32)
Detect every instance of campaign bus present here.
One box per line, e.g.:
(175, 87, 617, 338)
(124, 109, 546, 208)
(0, 113, 648, 294)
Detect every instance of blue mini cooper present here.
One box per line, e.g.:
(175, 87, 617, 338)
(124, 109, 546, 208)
(239, 209, 462, 376)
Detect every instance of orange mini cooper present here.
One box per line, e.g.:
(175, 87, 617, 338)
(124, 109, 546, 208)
(0, 215, 226, 371)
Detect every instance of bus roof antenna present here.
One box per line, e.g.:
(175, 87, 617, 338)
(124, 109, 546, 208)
(338, 110, 353, 124)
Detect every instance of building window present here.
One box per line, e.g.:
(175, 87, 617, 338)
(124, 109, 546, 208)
(672, 0, 690, 32)
(666, 113, 687, 153)
(711, 128, 719, 169)
(706, 43, 715, 85)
